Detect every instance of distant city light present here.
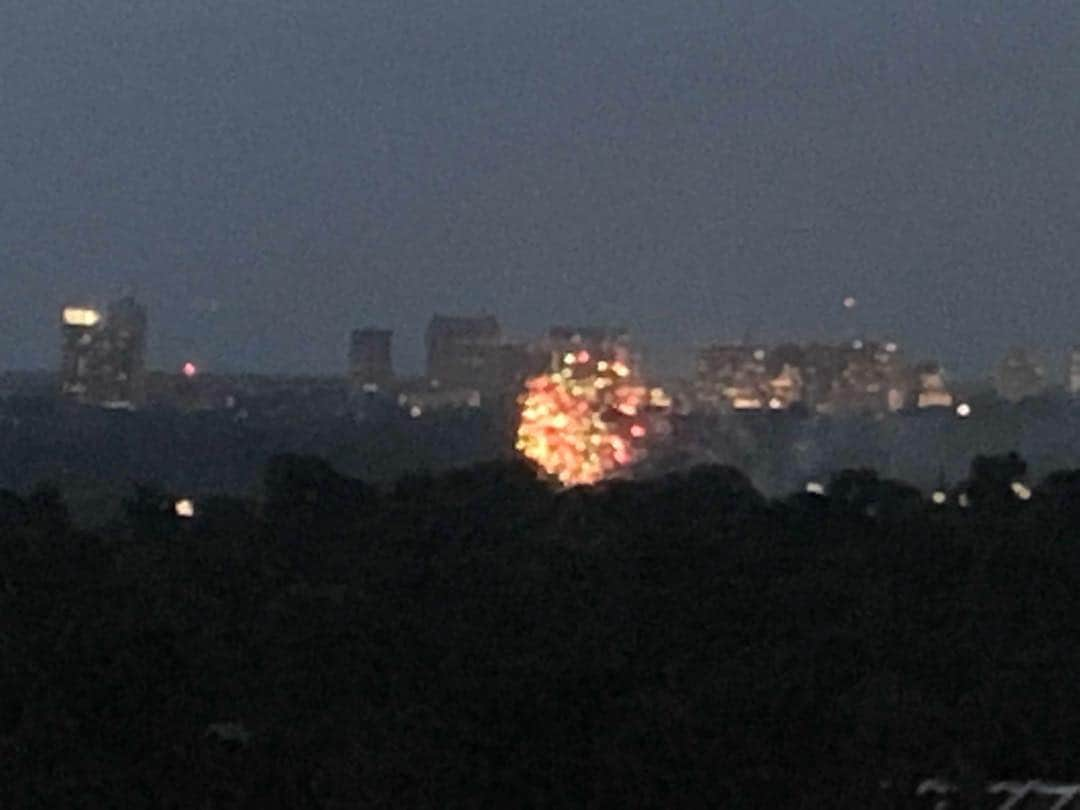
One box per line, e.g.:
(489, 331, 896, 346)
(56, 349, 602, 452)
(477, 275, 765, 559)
(732, 397, 764, 410)
(852, 339, 864, 350)
(1010, 481, 1033, 501)
(805, 481, 826, 496)
(409, 405, 423, 419)
(753, 349, 766, 361)
(932, 490, 948, 505)
(182, 362, 198, 378)
(768, 397, 783, 410)
(175, 499, 195, 519)
(958, 493, 971, 508)
(63, 307, 102, 328)
(885, 342, 898, 353)
(843, 296, 857, 309)
(956, 402, 972, 418)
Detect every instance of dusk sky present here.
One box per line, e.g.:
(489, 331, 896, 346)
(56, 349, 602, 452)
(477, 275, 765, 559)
(2, 1, 1078, 377)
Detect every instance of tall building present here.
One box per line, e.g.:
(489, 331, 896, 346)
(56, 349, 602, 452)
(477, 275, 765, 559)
(60, 306, 103, 402)
(60, 296, 148, 409)
(348, 329, 394, 394)
(423, 314, 533, 404)
(425, 314, 502, 390)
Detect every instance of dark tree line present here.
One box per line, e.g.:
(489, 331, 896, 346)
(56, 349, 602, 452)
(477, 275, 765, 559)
(3, 452, 1080, 808)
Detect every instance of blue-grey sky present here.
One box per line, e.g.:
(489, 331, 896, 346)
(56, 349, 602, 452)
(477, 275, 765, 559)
(2, 1, 1078, 376)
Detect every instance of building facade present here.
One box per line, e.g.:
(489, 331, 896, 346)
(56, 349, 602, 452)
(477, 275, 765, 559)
(425, 314, 502, 390)
(60, 297, 148, 408)
(694, 340, 919, 414)
(423, 314, 534, 404)
(348, 329, 395, 394)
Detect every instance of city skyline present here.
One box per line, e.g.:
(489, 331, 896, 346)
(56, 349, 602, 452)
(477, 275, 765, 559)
(3, 2, 1079, 376)
(16, 295, 1080, 388)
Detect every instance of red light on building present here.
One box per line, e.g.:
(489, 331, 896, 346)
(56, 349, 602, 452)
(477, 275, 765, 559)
(182, 362, 198, 378)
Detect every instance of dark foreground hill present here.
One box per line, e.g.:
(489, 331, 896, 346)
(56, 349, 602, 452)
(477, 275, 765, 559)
(3, 457, 1080, 808)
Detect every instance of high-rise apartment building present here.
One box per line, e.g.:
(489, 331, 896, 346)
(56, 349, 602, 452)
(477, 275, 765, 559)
(425, 314, 503, 389)
(60, 296, 148, 408)
(421, 313, 531, 401)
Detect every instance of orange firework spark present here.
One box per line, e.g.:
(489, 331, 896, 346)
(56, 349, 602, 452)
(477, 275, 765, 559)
(516, 352, 670, 486)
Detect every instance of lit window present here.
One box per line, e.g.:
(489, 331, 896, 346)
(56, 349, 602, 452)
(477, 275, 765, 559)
(63, 308, 102, 327)
(175, 499, 195, 519)
(956, 403, 972, 418)
(931, 491, 947, 505)
(732, 397, 763, 410)
(805, 481, 826, 496)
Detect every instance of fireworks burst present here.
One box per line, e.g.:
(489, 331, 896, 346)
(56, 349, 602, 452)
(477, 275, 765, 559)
(516, 350, 671, 487)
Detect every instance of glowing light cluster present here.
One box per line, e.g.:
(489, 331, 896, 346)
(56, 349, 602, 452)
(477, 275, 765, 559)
(1010, 481, 1032, 501)
(516, 351, 669, 486)
(63, 307, 102, 327)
